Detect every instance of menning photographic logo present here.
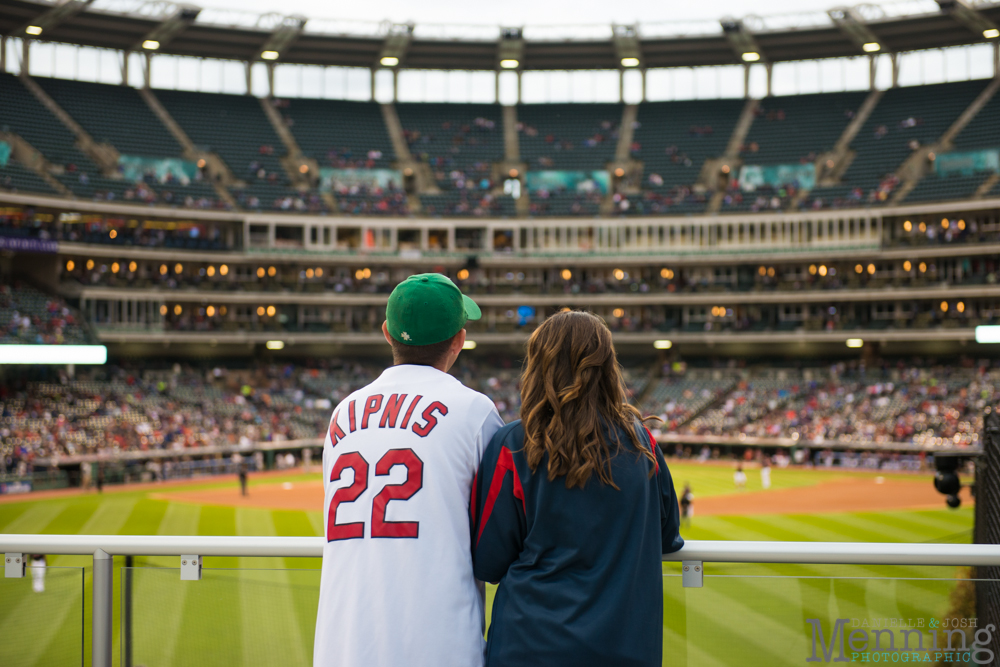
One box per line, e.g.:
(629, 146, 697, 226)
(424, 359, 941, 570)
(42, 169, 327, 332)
(805, 617, 994, 664)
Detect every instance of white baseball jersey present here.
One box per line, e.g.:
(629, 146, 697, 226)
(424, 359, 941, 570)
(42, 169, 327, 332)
(314, 364, 504, 667)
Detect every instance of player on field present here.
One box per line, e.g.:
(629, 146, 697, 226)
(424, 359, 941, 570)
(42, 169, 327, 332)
(313, 273, 504, 667)
(472, 311, 684, 667)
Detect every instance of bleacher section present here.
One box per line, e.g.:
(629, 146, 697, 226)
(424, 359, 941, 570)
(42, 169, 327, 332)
(0, 73, 99, 172)
(0, 163, 56, 195)
(903, 172, 992, 204)
(35, 77, 182, 158)
(740, 92, 867, 165)
(397, 103, 504, 189)
(280, 98, 395, 169)
(631, 99, 745, 215)
(420, 191, 515, 217)
(835, 80, 988, 205)
(0, 283, 90, 345)
(518, 103, 621, 170)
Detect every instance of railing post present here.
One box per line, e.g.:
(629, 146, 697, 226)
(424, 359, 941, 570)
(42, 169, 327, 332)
(124, 555, 134, 667)
(92, 549, 113, 667)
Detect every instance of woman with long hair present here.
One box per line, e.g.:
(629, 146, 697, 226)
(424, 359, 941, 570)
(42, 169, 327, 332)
(473, 310, 683, 667)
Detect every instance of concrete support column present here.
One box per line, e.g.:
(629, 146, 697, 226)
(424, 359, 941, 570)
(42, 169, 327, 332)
(21, 38, 30, 75)
(120, 51, 129, 86)
(765, 62, 773, 97)
(517, 71, 522, 104)
(494, 71, 500, 103)
(267, 62, 275, 98)
(370, 69, 376, 102)
(245, 61, 253, 95)
(641, 68, 647, 102)
(868, 55, 877, 91)
(994, 42, 999, 78)
(618, 69, 624, 103)
(891, 53, 900, 88)
(743, 64, 750, 99)
(392, 69, 399, 102)
(143, 53, 152, 88)
(2, 35, 8, 73)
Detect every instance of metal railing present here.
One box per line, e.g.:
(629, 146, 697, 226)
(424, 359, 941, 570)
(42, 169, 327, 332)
(3, 535, 1000, 667)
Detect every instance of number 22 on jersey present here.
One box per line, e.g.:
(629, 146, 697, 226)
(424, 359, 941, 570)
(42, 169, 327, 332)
(327, 448, 424, 541)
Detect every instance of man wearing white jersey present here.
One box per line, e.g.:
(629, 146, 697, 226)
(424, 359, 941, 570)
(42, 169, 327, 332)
(314, 273, 504, 667)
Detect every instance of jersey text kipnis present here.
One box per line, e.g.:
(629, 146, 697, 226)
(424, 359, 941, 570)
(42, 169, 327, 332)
(329, 394, 450, 445)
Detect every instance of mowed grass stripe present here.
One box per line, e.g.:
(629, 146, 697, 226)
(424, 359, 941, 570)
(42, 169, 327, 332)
(0, 567, 84, 667)
(236, 508, 310, 667)
(1, 502, 69, 535)
(131, 502, 201, 667)
(118, 498, 169, 535)
(0, 502, 29, 532)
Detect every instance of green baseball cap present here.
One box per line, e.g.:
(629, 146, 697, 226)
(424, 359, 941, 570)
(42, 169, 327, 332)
(386, 273, 481, 346)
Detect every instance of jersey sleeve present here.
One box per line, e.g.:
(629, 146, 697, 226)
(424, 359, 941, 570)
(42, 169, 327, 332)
(654, 444, 684, 555)
(472, 427, 527, 584)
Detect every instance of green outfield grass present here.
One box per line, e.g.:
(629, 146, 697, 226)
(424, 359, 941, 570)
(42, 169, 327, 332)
(0, 466, 976, 667)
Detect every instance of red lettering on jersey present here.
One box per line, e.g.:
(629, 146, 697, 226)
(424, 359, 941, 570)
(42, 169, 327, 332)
(399, 394, 423, 430)
(361, 394, 383, 429)
(371, 448, 423, 539)
(379, 394, 407, 428)
(643, 426, 659, 473)
(329, 410, 346, 446)
(348, 400, 357, 432)
(327, 452, 368, 541)
(411, 401, 448, 438)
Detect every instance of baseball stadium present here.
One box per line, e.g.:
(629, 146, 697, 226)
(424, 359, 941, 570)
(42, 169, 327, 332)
(0, 0, 999, 663)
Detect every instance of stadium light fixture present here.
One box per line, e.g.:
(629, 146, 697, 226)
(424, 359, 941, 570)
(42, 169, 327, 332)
(741, 52, 760, 62)
(142, 40, 160, 50)
(0, 345, 107, 365)
(462, 340, 477, 350)
(862, 42, 881, 52)
(380, 56, 399, 67)
(985, 28, 1000, 38)
(25, 25, 43, 35)
(621, 57, 640, 68)
(500, 59, 520, 69)
(260, 50, 279, 61)
(846, 339, 864, 348)
(266, 340, 285, 350)
(653, 340, 673, 350)
(975, 326, 1000, 343)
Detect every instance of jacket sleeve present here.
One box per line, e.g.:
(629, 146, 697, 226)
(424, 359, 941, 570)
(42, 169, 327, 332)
(472, 427, 527, 584)
(654, 443, 685, 555)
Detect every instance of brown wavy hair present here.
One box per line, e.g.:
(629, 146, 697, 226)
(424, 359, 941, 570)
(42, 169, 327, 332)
(519, 310, 655, 489)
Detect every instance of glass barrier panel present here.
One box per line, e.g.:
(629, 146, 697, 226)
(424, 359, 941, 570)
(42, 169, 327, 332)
(0, 565, 85, 667)
(661, 563, 996, 667)
(123, 566, 320, 667)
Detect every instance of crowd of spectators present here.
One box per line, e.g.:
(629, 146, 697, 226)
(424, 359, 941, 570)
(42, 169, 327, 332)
(0, 283, 90, 345)
(3, 359, 990, 477)
(642, 362, 995, 451)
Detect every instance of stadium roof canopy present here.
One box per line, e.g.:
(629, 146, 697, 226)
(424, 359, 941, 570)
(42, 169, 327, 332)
(1, 0, 999, 70)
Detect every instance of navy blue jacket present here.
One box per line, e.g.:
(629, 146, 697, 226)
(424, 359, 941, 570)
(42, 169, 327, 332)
(473, 420, 683, 667)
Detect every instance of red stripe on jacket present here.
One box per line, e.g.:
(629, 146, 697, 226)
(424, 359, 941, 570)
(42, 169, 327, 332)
(476, 447, 525, 546)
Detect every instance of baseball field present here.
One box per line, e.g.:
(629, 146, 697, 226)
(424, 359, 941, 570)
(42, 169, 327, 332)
(0, 462, 976, 667)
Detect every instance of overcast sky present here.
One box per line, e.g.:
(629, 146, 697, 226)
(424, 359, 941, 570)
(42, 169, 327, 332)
(197, 0, 855, 28)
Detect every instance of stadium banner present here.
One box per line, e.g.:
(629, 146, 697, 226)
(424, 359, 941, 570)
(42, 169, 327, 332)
(0, 480, 32, 495)
(738, 163, 816, 191)
(933, 149, 1000, 177)
(118, 155, 199, 184)
(319, 168, 402, 192)
(0, 236, 58, 253)
(525, 170, 610, 195)
(0, 140, 10, 168)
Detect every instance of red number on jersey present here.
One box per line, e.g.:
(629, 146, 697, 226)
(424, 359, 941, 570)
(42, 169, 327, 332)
(326, 452, 369, 541)
(371, 449, 424, 538)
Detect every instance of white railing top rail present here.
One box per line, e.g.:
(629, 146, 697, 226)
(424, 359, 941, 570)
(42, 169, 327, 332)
(2, 535, 999, 567)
